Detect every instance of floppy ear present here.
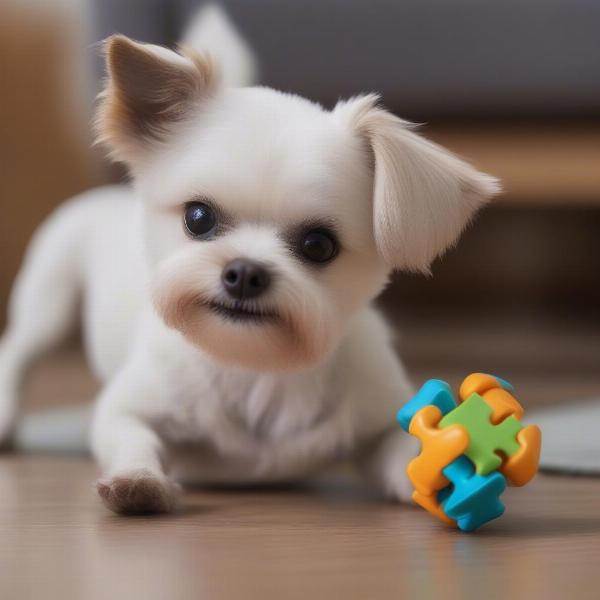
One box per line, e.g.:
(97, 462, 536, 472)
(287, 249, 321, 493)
(96, 35, 220, 166)
(335, 94, 501, 273)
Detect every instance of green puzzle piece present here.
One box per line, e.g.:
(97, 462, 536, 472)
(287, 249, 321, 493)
(439, 393, 522, 475)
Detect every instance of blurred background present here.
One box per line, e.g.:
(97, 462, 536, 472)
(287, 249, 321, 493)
(1, 0, 599, 412)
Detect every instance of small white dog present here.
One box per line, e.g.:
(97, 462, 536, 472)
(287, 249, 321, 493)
(0, 8, 499, 514)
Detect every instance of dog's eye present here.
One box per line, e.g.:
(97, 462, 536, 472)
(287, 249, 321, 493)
(184, 202, 217, 238)
(301, 229, 338, 263)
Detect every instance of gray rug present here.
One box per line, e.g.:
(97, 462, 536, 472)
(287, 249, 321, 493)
(532, 399, 600, 475)
(14, 401, 600, 475)
(15, 405, 91, 454)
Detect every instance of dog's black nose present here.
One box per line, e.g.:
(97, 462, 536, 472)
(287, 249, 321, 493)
(222, 259, 271, 300)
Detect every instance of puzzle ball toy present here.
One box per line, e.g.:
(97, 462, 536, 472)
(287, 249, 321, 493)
(397, 373, 542, 532)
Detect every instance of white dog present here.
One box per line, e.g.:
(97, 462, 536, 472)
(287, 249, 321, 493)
(0, 7, 499, 514)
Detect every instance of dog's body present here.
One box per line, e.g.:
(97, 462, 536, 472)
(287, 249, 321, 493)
(0, 7, 499, 514)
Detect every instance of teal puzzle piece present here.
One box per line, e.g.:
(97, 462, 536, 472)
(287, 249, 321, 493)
(439, 456, 506, 532)
(397, 379, 457, 432)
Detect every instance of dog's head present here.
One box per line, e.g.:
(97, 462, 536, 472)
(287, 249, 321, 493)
(97, 36, 500, 370)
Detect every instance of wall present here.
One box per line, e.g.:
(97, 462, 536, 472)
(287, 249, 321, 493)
(0, 0, 96, 327)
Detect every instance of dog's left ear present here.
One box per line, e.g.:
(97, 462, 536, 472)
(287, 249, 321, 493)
(96, 35, 220, 166)
(335, 94, 501, 273)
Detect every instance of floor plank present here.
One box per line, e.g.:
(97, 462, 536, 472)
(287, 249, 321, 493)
(8, 313, 600, 599)
(0, 455, 599, 600)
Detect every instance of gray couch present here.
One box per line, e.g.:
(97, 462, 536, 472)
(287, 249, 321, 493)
(92, 0, 600, 118)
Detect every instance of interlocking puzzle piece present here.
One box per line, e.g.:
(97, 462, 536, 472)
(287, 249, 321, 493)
(459, 373, 524, 424)
(399, 374, 541, 532)
(407, 405, 469, 496)
(413, 457, 507, 532)
(439, 393, 522, 475)
(480, 388, 525, 425)
(397, 379, 457, 432)
(459, 372, 513, 400)
(440, 456, 506, 532)
(501, 424, 542, 486)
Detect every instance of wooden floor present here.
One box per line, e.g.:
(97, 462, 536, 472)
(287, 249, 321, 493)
(3, 311, 600, 600)
(1, 455, 599, 600)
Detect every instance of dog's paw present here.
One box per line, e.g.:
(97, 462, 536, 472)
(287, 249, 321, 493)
(380, 459, 415, 504)
(360, 430, 418, 504)
(96, 469, 181, 515)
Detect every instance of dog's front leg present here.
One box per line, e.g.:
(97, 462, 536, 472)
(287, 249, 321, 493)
(91, 379, 180, 515)
(357, 428, 418, 503)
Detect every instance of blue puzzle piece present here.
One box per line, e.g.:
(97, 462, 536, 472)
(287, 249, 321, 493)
(397, 379, 457, 432)
(437, 485, 452, 505)
(438, 456, 506, 532)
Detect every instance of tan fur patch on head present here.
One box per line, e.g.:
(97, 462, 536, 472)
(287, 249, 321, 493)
(95, 35, 220, 165)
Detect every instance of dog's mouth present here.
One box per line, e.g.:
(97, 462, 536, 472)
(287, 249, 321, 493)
(208, 300, 277, 324)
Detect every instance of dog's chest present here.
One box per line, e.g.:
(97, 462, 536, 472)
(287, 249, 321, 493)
(156, 362, 347, 455)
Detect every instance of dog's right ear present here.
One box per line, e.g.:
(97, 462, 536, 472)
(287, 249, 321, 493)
(96, 35, 219, 167)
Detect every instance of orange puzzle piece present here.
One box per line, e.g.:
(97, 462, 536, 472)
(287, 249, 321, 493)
(407, 405, 469, 496)
(501, 425, 542, 486)
(459, 373, 524, 424)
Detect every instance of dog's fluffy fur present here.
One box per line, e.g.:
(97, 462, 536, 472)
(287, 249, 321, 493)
(0, 6, 499, 514)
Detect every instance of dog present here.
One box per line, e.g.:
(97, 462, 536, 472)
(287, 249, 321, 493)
(0, 6, 499, 514)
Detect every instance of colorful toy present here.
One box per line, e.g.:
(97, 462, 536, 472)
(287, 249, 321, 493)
(398, 373, 541, 531)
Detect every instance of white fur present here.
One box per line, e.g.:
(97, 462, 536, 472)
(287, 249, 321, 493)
(181, 3, 258, 87)
(0, 7, 498, 513)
